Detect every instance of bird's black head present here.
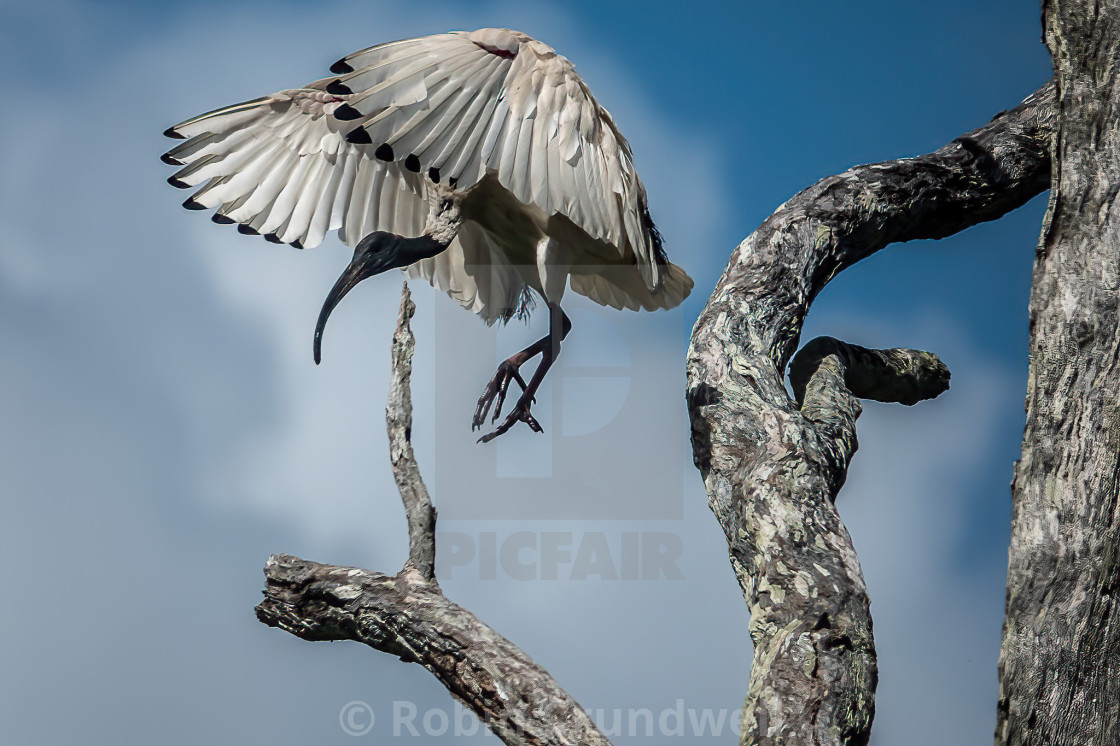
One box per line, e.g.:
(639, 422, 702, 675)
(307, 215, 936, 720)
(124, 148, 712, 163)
(313, 231, 402, 364)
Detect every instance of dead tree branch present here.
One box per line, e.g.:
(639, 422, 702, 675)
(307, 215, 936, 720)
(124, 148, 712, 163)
(385, 288, 437, 581)
(788, 337, 951, 496)
(686, 81, 1055, 745)
(256, 283, 611, 746)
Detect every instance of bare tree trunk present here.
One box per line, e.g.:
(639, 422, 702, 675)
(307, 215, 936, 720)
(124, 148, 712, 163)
(995, 3, 1120, 744)
(687, 84, 1054, 745)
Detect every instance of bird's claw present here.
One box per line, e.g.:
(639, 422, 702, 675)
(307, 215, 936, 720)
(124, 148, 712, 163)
(477, 399, 543, 444)
(472, 360, 527, 430)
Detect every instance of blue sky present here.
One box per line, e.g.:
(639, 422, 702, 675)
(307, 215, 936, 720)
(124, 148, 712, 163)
(1, 1, 1051, 743)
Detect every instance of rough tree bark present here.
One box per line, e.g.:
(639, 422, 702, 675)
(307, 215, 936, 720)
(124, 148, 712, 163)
(253, 80, 1064, 746)
(685, 83, 1055, 745)
(995, 3, 1120, 744)
(257, 286, 612, 746)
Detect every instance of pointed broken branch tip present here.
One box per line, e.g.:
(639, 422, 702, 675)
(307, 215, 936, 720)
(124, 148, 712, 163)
(386, 281, 437, 582)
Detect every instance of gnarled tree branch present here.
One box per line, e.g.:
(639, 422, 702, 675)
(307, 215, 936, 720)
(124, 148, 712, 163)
(256, 283, 611, 746)
(687, 81, 1055, 745)
(788, 337, 951, 496)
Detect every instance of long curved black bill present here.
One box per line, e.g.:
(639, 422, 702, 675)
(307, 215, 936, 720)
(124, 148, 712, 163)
(314, 263, 367, 365)
(313, 233, 436, 364)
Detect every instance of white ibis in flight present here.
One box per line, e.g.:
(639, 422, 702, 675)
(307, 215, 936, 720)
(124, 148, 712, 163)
(163, 28, 693, 442)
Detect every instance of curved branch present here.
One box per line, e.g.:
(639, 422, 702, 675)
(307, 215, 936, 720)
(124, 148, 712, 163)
(257, 555, 609, 746)
(687, 81, 1055, 745)
(256, 283, 611, 746)
(789, 337, 951, 409)
(788, 337, 951, 497)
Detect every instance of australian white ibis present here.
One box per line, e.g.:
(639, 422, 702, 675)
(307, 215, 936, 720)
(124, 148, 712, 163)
(163, 27, 693, 442)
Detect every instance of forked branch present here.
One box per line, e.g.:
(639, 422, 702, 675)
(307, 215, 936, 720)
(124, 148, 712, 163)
(256, 283, 610, 746)
(788, 337, 951, 496)
(686, 80, 1055, 744)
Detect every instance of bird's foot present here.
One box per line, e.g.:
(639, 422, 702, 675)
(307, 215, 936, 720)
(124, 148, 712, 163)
(473, 360, 529, 430)
(476, 396, 542, 444)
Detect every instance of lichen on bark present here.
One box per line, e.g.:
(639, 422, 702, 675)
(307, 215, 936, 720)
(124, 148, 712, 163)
(688, 82, 1054, 745)
(996, 4, 1120, 744)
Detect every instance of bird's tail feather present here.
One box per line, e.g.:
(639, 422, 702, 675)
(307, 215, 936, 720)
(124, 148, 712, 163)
(569, 261, 692, 312)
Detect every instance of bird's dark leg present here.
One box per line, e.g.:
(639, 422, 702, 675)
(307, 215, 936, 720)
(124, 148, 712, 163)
(473, 305, 571, 443)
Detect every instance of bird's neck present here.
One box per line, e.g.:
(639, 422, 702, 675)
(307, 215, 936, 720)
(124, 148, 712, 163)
(402, 233, 450, 262)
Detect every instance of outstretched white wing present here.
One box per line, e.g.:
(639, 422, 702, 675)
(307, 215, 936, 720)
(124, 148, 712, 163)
(164, 84, 429, 248)
(164, 28, 668, 288)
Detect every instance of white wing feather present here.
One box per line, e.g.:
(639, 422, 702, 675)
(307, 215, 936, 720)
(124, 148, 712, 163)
(163, 27, 687, 312)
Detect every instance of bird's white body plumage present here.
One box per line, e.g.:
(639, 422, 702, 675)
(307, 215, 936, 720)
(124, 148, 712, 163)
(165, 28, 692, 323)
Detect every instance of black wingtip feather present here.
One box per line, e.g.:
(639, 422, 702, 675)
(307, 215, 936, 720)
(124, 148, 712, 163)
(264, 233, 283, 244)
(291, 239, 304, 250)
(161, 153, 182, 166)
(346, 128, 373, 145)
(428, 167, 440, 183)
(167, 176, 189, 189)
(182, 198, 207, 210)
(374, 143, 394, 161)
(334, 104, 362, 121)
(326, 79, 352, 95)
(163, 127, 185, 139)
(404, 154, 420, 172)
(237, 224, 259, 236)
(212, 214, 235, 225)
(329, 59, 353, 75)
